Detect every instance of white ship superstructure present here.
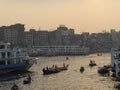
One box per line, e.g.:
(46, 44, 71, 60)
(0, 42, 34, 74)
(111, 48, 120, 79)
(29, 46, 89, 56)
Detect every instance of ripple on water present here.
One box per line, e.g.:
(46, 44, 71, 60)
(0, 53, 116, 90)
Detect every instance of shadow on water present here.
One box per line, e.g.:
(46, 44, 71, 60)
(0, 71, 34, 82)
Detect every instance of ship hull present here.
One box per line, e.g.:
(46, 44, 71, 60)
(0, 62, 33, 74)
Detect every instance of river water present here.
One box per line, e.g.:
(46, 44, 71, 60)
(0, 53, 118, 90)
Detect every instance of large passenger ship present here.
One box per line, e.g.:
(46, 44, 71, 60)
(0, 42, 34, 74)
(111, 47, 120, 79)
(28, 45, 89, 57)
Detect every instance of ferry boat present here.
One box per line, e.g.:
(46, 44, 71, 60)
(29, 45, 89, 57)
(0, 42, 34, 74)
(111, 47, 120, 79)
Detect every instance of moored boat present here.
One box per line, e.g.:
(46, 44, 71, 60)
(97, 66, 109, 74)
(0, 42, 35, 74)
(97, 53, 102, 56)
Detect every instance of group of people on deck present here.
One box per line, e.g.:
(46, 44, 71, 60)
(89, 60, 97, 66)
(90, 60, 95, 64)
(43, 63, 66, 72)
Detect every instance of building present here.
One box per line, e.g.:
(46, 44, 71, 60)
(69, 34, 83, 46)
(24, 31, 33, 47)
(0, 26, 6, 42)
(0, 23, 25, 46)
(38, 30, 49, 46)
(24, 29, 49, 46)
(49, 25, 74, 45)
(110, 29, 120, 47)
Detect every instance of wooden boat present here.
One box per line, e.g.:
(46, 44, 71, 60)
(89, 60, 97, 67)
(66, 57, 69, 60)
(23, 74, 31, 84)
(89, 63, 97, 67)
(80, 66, 85, 73)
(23, 79, 31, 84)
(97, 66, 109, 74)
(97, 53, 102, 56)
(42, 64, 69, 75)
(0, 42, 35, 74)
(114, 83, 120, 89)
(11, 83, 18, 90)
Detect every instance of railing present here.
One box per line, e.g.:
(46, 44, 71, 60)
(0, 49, 20, 53)
(0, 56, 29, 61)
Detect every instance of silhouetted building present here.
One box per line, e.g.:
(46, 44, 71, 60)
(110, 29, 120, 47)
(24, 31, 33, 47)
(69, 34, 83, 46)
(0, 23, 25, 46)
(49, 25, 74, 45)
(24, 29, 49, 46)
(0, 26, 6, 42)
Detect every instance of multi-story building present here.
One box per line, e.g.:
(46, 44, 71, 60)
(0, 23, 25, 46)
(4, 27, 18, 45)
(48, 31, 56, 45)
(24, 31, 33, 47)
(49, 25, 74, 45)
(110, 29, 120, 47)
(24, 29, 49, 46)
(38, 30, 49, 46)
(89, 32, 113, 53)
(0, 26, 6, 42)
(69, 34, 83, 46)
(0, 23, 115, 53)
(62, 35, 71, 45)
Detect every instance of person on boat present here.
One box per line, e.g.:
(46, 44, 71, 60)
(52, 65, 55, 68)
(90, 60, 93, 64)
(11, 83, 18, 90)
(66, 57, 69, 60)
(42, 68, 45, 72)
(63, 63, 65, 67)
(55, 64, 58, 70)
(27, 74, 31, 81)
(46, 66, 49, 71)
(23, 74, 31, 84)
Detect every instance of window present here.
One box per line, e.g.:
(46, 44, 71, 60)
(0, 45, 5, 49)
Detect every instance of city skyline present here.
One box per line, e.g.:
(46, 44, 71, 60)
(0, 0, 120, 33)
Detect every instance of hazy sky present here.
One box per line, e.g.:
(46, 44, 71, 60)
(0, 0, 120, 33)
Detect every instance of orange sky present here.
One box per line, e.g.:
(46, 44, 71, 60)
(0, 0, 120, 33)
